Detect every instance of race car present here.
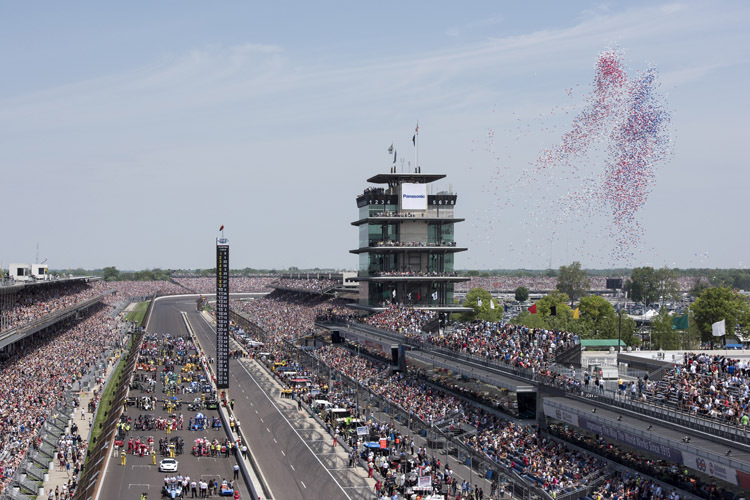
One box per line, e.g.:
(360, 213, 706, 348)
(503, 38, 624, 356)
(219, 480, 234, 496)
(162, 482, 182, 499)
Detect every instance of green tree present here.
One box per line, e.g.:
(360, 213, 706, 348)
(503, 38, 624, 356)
(690, 286, 750, 343)
(577, 295, 616, 338)
(690, 278, 710, 298)
(514, 291, 574, 331)
(556, 262, 590, 304)
(514, 286, 529, 302)
(460, 288, 500, 322)
(654, 267, 680, 306)
(650, 307, 680, 350)
(102, 266, 120, 281)
(625, 267, 659, 307)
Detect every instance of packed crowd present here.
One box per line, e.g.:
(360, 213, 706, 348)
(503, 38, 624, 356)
(311, 344, 607, 496)
(455, 276, 703, 293)
(548, 423, 737, 500)
(271, 278, 338, 293)
(172, 276, 276, 293)
(0, 307, 123, 493)
(233, 291, 349, 341)
(371, 270, 459, 277)
(90, 280, 186, 300)
(408, 321, 575, 365)
(0, 281, 100, 332)
(644, 352, 750, 426)
(370, 240, 458, 248)
(237, 294, 744, 497)
(260, 342, 493, 499)
(363, 304, 437, 334)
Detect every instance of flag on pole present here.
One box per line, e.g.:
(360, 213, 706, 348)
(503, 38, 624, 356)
(219, 225, 224, 231)
(477, 299, 483, 307)
(412, 123, 419, 145)
(528, 303, 537, 314)
(672, 315, 689, 330)
(712, 319, 726, 337)
(490, 299, 495, 310)
(550, 305, 557, 316)
(432, 291, 438, 300)
(388, 143, 393, 154)
(393, 149, 397, 164)
(573, 307, 580, 319)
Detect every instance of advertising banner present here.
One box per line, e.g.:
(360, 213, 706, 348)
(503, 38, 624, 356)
(682, 451, 739, 486)
(543, 400, 580, 427)
(577, 416, 684, 464)
(401, 183, 427, 211)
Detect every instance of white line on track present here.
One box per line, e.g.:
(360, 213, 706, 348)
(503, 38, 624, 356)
(237, 360, 352, 500)
(300, 481, 306, 489)
(281, 450, 285, 457)
(290, 464, 295, 471)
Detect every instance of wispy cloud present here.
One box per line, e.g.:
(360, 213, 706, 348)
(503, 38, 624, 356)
(445, 15, 504, 38)
(2, 3, 746, 136)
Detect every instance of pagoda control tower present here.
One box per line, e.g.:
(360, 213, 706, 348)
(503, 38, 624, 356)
(351, 168, 470, 312)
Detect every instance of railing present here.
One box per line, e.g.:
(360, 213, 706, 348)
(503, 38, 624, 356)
(1, 394, 77, 500)
(328, 321, 750, 447)
(285, 341, 550, 500)
(0, 295, 105, 346)
(73, 297, 154, 500)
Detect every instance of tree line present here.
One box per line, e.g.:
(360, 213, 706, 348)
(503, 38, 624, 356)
(460, 262, 750, 349)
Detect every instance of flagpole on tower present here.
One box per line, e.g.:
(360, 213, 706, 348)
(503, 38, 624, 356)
(413, 122, 419, 172)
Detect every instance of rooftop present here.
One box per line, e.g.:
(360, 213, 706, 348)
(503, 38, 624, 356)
(366, 172, 446, 184)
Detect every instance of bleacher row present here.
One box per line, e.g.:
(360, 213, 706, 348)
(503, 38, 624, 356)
(235, 291, 750, 499)
(642, 353, 750, 426)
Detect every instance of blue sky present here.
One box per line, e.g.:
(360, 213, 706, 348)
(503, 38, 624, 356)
(1, 2, 748, 271)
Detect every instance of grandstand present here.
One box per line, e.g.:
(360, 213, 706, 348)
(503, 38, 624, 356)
(233, 281, 750, 499)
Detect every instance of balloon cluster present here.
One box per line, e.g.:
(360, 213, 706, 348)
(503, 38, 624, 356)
(472, 48, 672, 266)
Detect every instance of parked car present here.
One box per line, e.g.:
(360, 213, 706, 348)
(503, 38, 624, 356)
(159, 458, 179, 473)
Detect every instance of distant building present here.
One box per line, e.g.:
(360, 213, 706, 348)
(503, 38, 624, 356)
(9, 263, 31, 282)
(351, 169, 469, 312)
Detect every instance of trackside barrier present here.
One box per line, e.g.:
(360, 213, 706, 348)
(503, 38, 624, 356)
(182, 312, 267, 500)
(324, 321, 750, 447)
(72, 295, 156, 500)
(0, 295, 107, 349)
(238, 313, 545, 500)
